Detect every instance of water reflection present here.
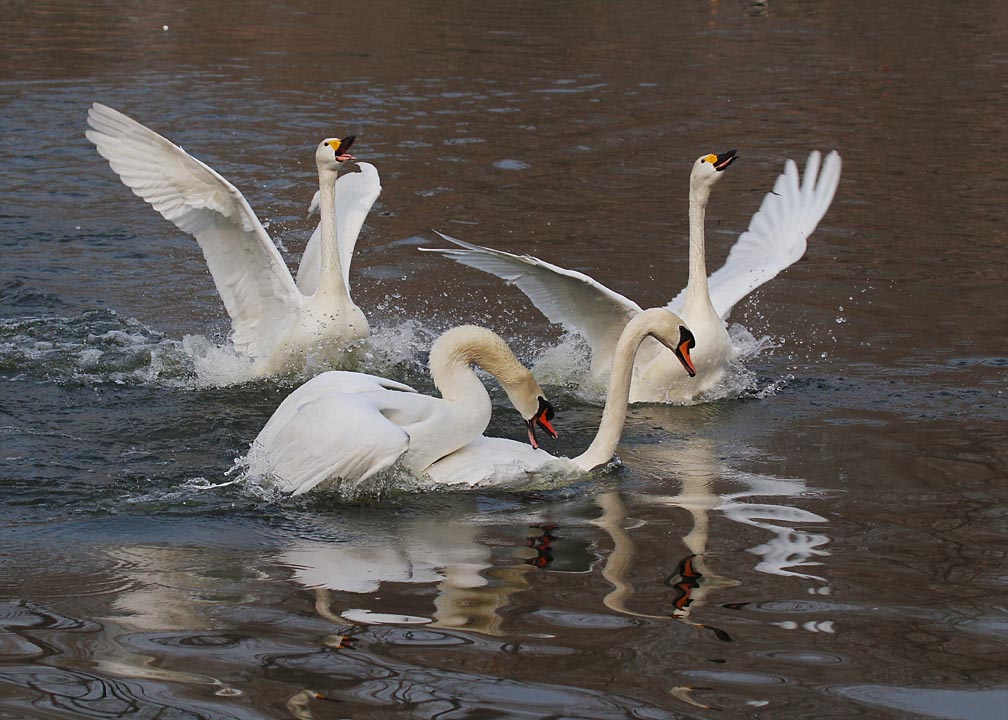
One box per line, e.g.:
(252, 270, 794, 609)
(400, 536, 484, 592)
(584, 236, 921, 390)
(279, 509, 537, 635)
(96, 546, 240, 695)
(718, 468, 832, 589)
(599, 436, 832, 627)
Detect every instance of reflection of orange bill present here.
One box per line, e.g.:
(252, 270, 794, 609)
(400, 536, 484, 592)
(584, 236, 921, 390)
(667, 554, 702, 611)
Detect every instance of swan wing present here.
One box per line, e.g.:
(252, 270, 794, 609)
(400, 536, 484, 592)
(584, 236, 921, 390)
(253, 391, 411, 497)
(256, 370, 416, 445)
(423, 232, 642, 373)
(295, 163, 382, 295)
(666, 150, 842, 320)
(85, 103, 303, 358)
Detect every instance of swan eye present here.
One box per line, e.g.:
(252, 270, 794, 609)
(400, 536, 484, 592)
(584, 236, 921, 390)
(324, 141, 329, 146)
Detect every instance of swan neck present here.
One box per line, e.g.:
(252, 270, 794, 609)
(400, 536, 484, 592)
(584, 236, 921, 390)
(315, 167, 349, 299)
(685, 186, 711, 306)
(428, 326, 535, 410)
(574, 316, 649, 470)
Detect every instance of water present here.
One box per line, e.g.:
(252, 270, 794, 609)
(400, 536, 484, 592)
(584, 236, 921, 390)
(2, 1, 1007, 717)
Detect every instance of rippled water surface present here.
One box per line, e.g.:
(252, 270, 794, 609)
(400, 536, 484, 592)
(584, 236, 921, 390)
(2, 2, 1007, 718)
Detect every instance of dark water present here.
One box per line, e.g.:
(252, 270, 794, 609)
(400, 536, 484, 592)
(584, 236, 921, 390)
(2, 1, 1007, 718)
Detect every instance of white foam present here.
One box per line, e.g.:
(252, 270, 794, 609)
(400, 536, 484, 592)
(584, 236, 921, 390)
(528, 323, 785, 406)
(530, 333, 605, 403)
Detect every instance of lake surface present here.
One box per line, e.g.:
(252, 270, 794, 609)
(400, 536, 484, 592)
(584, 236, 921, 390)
(2, 1, 1006, 718)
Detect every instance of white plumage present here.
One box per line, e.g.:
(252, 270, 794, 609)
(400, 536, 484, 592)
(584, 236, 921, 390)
(425, 150, 841, 403)
(249, 309, 696, 495)
(246, 326, 558, 496)
(86, 103, 381, 376)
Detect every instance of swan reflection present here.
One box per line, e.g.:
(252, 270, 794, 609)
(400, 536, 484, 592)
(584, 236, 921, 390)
(597, 436, 832, 628)
(97, 545, 239, 694)
(280, 510, 542, 635)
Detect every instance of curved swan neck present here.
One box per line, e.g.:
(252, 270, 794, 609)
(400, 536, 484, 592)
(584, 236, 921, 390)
(428, 326, 539, 412)
(574, 313, 652, 471)
(684, 185, 712, 306)
(315, 166, 350, 300)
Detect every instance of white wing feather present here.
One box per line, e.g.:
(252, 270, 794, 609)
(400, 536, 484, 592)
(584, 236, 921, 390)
(85, 103, 303, 357)
(255, 393, 410, 497)
(252, 371, 416, 496)
(422, 232, 642, 373)
(667, 150, 842, 319)
(295, 163, 382, 295)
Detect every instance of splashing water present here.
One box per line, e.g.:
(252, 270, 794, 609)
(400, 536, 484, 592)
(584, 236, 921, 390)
(529, 323, 784, 406)
(0, 308, 446, 390)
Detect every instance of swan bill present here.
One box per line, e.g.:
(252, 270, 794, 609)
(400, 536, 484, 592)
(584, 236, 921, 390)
(325, 135, 356, 161)
(526, 396, 558, 449)
(674, 326, 697, 377)
(713, 149, 737, 172)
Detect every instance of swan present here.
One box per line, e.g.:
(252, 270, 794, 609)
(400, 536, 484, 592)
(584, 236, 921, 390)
(421, 308, 697, 488)
(85, 103, 382, 376)
(246, 325, 559, 496)
(424, 149, 841, 403)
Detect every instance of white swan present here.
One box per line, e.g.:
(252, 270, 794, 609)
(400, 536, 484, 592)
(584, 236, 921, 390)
(424, 150, 841, 403)
(422, 308, 697, 488)
(246, 325, 558, 496)
(85, 103, 382, 376)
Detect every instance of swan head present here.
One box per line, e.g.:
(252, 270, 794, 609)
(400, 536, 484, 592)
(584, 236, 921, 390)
(633, 308, 698, 377)
(525, 395, 557, 450)
(315, 135, 356, 170)
(690, 149, 737, 193)
(501, 373, 557, 450)
(429, 325, 559, 449)
(672, 326, 697, 377)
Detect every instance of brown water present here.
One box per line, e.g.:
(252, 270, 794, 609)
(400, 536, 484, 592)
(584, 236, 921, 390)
(1, 2, 1006, 718)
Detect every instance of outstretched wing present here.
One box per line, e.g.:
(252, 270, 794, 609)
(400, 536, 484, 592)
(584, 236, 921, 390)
(295, 162, 382, 295)
(422, 232, 642, 375)
(667, 150, 842, 320)
(86, 103, 303, 357)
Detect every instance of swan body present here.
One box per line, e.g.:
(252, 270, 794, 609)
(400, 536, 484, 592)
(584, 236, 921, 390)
(247, 326, 557, 496)
(426, 150, 841, 403)
(85, 103, 382, 376)
(423, 308, 698, 488)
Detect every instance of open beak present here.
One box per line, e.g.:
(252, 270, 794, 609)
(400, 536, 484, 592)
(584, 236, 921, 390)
(714, 149, 737, 172)
(526, 397, 558, 449)
(336, 134, 356, 161)
(674, 326, 697, 377)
